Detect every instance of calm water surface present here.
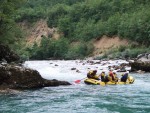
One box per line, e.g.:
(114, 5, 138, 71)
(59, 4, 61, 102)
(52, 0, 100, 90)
(0, 60, 150, 113)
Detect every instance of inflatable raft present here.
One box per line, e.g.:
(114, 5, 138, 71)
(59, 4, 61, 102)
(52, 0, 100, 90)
(84, 76, 135, 86)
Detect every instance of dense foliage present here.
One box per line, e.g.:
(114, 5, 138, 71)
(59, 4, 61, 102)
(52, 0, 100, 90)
(47, 0, 150, 45)
(0, 0, 25, 45)
(16, 0, 150, 44)
(1, 0, 150, 60)
(15, 0, 84, 22)
(26, 37, 93, 60)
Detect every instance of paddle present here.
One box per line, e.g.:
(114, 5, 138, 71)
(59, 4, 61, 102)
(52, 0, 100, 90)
(74, 77, 87, 83)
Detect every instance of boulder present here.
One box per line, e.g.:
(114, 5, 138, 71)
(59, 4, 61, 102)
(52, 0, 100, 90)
(129, 61, 150, 72)
(0, 64, 71, 90)
(129, 53, 150, 72)
(0, 44, 71, 91)
(136, 53, 150, 62)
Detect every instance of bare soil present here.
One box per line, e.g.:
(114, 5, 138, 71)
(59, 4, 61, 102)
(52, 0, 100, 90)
(19, 19, 60, 46)
(93, 35, 129, 55)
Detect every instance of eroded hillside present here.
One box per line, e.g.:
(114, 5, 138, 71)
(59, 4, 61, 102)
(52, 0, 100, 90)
(20, 20, 131, 57)
(19, 19, 61, 46)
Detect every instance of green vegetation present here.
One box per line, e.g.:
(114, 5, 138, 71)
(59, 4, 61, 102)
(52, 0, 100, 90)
(48, 0, 150, 44)
(15, 0, 150, 44)
(95, 45, 150, 60)
(0, 0, 25, 45)
(25, 37, 93, 60)
(1, 0, 150, 60)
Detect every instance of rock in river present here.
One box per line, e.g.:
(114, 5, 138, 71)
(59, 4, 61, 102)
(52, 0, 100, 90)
(129, 53, 150, 72)
(0, 64, 71, 90)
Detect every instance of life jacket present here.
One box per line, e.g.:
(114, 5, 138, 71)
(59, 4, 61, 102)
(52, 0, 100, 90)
(121, 73, 128, 82)
(87, 72, 93, 78)
(109, 71, 115, 80)
(104, 75, 110, 82)
(113, 73, 118, 82)
(101, 73, 105, 77)
(87, 70, 99, 80)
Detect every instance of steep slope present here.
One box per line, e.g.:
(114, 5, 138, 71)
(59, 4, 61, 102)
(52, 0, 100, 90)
(93, 35, 129, 55)
(19, 19, 60, 46)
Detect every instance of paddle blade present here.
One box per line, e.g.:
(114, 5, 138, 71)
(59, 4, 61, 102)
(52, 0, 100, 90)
(74, 80, 81, 84)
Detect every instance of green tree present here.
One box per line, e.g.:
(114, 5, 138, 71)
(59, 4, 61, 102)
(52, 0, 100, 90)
(0, 0, 25, 44)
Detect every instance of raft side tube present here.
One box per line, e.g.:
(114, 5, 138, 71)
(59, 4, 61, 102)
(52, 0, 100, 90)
(84, 76, 135, 85)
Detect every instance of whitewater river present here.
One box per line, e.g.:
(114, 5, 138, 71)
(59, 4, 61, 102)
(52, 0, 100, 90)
(0, 60, 150, 113)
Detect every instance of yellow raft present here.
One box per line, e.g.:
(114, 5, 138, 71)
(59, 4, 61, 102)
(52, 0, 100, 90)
(84, 76, 135, 86)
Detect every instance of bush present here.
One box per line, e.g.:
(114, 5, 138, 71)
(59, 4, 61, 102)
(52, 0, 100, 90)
(47, 4, 68, 27)
(98, 46, 150, 60)
(65, 42, 94, 59)
(118, 45, 126, 52)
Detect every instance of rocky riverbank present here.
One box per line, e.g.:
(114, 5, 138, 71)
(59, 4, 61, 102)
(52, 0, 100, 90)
(0, 63, 71, 90)
(0, 44, 71, 91)
(129, 53, 150, 72)
(130, 61, 150, 72)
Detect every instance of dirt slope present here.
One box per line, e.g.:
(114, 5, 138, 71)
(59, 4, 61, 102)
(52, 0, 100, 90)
(93, 35, 129, 55)
(19, 19, 60, 46)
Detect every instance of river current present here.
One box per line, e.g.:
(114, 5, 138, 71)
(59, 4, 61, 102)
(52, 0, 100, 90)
(0, 60, 150, 113)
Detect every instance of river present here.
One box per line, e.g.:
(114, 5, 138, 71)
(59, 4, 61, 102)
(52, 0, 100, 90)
(0, 60, 150, 113)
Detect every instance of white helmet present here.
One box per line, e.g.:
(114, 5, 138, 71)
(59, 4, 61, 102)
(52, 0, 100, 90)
(113, 70, 117, 74)
(109, 68, 114, 71)
(126, 71, 129, 74)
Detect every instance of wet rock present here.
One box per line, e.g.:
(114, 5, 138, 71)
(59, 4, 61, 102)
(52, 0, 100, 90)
(0, 88, 21, 94)
(136, 53, 150, 62)
(0, 64, 71, 90)
(129, 61, 150, 72)
(87, 60, 94, 65)
(76, 69, 81, 73)
(95, 61, 101, 64)
(71, 68, 76, 70)
(136, 70, 145, 74)
(129, 53, 150, 72)
(44, 79, 70, 86)
(0, 44, 71, 91)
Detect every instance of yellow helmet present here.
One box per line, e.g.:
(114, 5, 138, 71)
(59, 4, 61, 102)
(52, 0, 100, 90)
(88, 70, 97, 74)
(88, 70, 93, 74)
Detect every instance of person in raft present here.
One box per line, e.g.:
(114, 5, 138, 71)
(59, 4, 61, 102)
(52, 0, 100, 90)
(113, 71, 119, 82)
(99, 71, 111, 82)
(121, 71, 129, 82)
(87, 70, 100, 80)
(99, 71, 106, 82)
(108, 69, 116, 82)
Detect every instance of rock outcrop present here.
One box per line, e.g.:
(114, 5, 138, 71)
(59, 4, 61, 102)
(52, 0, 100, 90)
(0, 44, 71, 91)
(0, 64, 71, 90)
(130, 61, 150, 72)
(129, 53, 150, 72)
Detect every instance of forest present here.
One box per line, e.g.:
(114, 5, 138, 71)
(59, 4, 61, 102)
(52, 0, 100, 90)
(0, 0, 150, 60)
